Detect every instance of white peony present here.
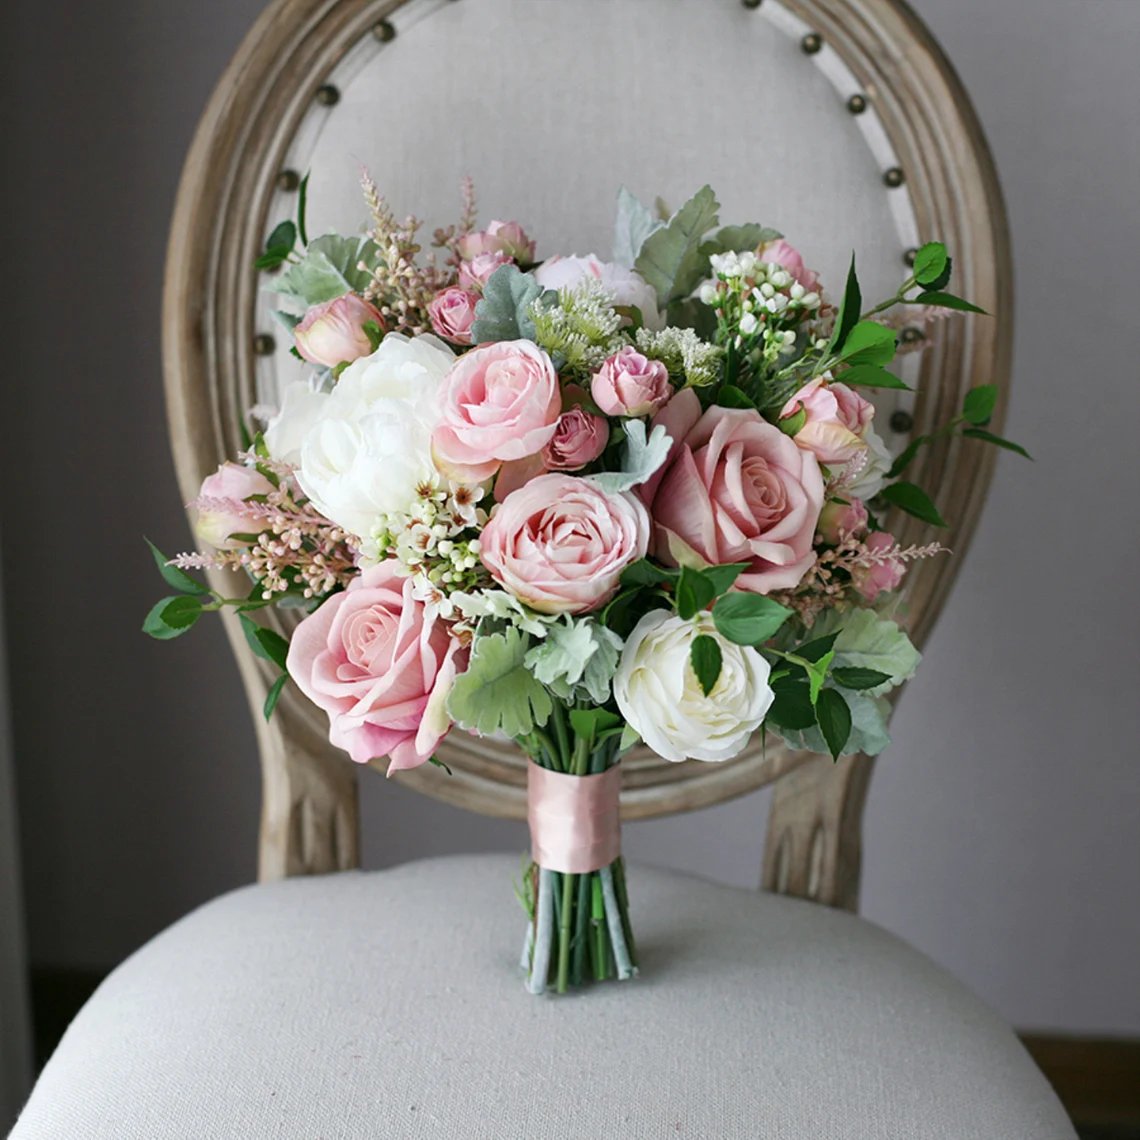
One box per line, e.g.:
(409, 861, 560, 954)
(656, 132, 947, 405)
(613, 610, 774, 763)
(278, 333, 456, 541)
(264, 381, 329, 466)
(534, 255, 665, 330)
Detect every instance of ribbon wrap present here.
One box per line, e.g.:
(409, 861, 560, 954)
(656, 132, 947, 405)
(527, 763, 622, 875)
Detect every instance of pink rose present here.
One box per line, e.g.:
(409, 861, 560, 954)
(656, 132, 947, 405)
(779, 378, 875, 466)
(758, 239, 821, 294)
(457, 220, 536, 265)
(480, 474, 650, 614)
(286, 563, 467, 772)
(293, 294, 385, 370)
(458, 252, 512, 291)
(642, 389, 825, 594)
(192, 463, 274, 549)
(431, 341, 561, 484)
(817, 497, 869, 545)
(853, 531, 907, 601)
(428, 287, 479, 345)
(543, 406, 609, 471)
(591, 347, 672, 418)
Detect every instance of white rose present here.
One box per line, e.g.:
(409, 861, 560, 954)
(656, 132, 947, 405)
(293, 333, 456, 540)
(534, 255, 665, 331)
(844, 422, 892, 501)
(613, 611, 774, 763)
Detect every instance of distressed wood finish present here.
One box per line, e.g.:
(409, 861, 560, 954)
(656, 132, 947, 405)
(163, 0, 1011, 899)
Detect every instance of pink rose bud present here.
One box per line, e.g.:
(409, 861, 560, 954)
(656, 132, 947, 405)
(817, 498, 869, 545)
(192, 463, 274, 550)
(293, 294, 385, 370)
(457, 220, 536, 265)
(780, 377, 875, 466)
(428, 287, 480, 345)
(853, 531, 907, 601)
(458, 252, 512, 291)
(591, 346, 672, 418)
(543, 406, 610, 471)
(758, 238, 822, 293)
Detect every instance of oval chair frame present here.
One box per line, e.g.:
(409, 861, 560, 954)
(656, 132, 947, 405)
(163, 0, 1011, 909)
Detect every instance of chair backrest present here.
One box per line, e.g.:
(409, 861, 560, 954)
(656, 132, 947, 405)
(163, 0, 1011, 907)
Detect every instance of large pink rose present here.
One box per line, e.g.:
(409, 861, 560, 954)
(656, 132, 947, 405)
(642, 389, 825, 594)
(591, 346, 672, 418)
(480, 474, 650, 614)
(779, 377, 875, 466)
(192, 463, 274, 549)
(431, 341, 561, 484)
(757, 239, 821, 294)
(286, 563, 467, 772)
(293, 294, 385, 370)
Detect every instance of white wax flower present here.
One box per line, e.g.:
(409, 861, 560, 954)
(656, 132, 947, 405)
(614, 611, 775, 763)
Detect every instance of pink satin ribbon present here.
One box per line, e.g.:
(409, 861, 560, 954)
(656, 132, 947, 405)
(527, 763, 622, 874)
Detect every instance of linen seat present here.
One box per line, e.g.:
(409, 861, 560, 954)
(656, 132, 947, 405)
(12, 854, 1074, 1139)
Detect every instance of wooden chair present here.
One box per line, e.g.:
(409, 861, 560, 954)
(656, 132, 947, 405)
(13, 2, 1076, 1136)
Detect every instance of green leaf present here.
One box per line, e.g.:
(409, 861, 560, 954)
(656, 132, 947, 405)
(613, 186, 664, 268)
(239, 614, 290, 671)
(962, 384, 998, 426)
(837, 320, 897, 366)
(620, 559, 678, 588)
(296, 172, 310, 246)
(635, 185, 721, 305)
(569, 707, 624, 740)
(962, 428, 1033, 460)
(878, 481, 947, 527)
(619, 722, 642, 752)
(265, 220, 296, 256)
(827, 255, 862, 355)
(887, 435, 929, 479)
(274, 234, 381, 306)
(831, 666, 893, 691)
(806, 609, 920, 697)
(716, 385, 757, 410)
(712, 593, 793, 646)
(912, 290, 987, 315)
(837, 363, 911, 391)
(142, 595, 203, 641)
(805, 651, 835, 706)
(766, 676, 816, 731)
(778, 405, 808, 437)
(912, 242, 948, 288)
(471, 264, 544, 343)
(254, 250, 289, 271)
(447, 628, 554, 739)
(676, 566, 716, 620)
(524, 619, 622, 706)
(700, 223, 782, 258)
(796, 632, 840, 663)
(770, 691, 891, 757)
(585, 420, 672, 494)
(815, 688, 853, 761)
(701, 563, 751, 597)
(263, 673, 288, 721)
(145, 539, 209, 596)
(690, 635, 723, 697)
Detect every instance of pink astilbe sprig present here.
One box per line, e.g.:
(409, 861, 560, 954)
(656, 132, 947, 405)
(432, 175, 478, 267)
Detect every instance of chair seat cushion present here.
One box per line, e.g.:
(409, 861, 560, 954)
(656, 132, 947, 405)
(13, 854, 1074, 1139)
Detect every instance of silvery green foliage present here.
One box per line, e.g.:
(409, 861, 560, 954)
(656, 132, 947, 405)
(525, 619, 623, 706)
(634, 185, 721, 306)
(698, 223, 782, 259)
(274, 234, 382, 307)
(585, 421, 672, 495)
(470, 264, 545, 344)
(612, 187, 664, 269)
(807, 608, 921, 697)
(446, 627, 553, 738)
(770, 692, 893, 757)
(449, 589, 554, 638)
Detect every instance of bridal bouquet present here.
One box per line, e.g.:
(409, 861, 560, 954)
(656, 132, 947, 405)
(146, 177, 1023, 994)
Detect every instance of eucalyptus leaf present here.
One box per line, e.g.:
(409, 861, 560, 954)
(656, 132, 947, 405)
(635, 185, 721, 305)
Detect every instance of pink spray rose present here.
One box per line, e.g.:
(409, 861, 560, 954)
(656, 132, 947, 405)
(779, 377, 875, 466)
(193, 463, 274, 549)
(480, 474, 650, 614)
(542, 406, 609, 471)
(757, 239, 821, 294)
(817, 497, 869, 545)
(457, 220, 536, 265)
(641, 389, 825, 594)
(286, 563, 467, 772)
(852, 531, 907, 602)
(591, 346, 673, 418)
(428, 287, 480, 345)
(431, 340, 561, 484)
(293, 294, 385, 369)
(458, 252, 512, 291)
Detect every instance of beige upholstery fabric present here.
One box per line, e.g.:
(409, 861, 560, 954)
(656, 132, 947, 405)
(12, 856, 1075, 1139)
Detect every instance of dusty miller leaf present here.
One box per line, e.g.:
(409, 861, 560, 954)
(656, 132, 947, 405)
(585, 421, 672, 494)
(807, 609, 921, 697)
(635, 185, 721, 305)
(525, 619, 622, 706)
(274, 234, 381, 306)
(613, 187, 664, 269)
(471, 265, 543, 343)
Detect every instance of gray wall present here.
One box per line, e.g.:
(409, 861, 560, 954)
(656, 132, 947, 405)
(3, 0, 1138, 1036)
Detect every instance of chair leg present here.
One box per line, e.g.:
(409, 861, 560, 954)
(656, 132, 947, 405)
(762, 753, 875, 912)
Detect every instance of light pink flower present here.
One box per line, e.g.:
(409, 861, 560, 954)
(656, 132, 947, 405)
(480, 474, 650, 614)
(758, 239, 821, 294)
(457, 220, 536, 265)
(779, 378, 875, 466)
(193, 463, 274, 549)
(817, 497, 869, 545)
(431, 341, 561, 484)
(534, 255, 664, 330)
(542, 406, 609, 471)
(853, 532, 907, 601)
(641, 389, 825, 594)
(591, 347, 672, 418)
(428, 287, 480, 345)
(293, 294, 385, 370)
(458, 252, 512, 291)
(286, 562, 467, 772)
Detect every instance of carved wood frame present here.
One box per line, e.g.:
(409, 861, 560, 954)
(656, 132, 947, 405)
(163, 0, 1012, 906)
